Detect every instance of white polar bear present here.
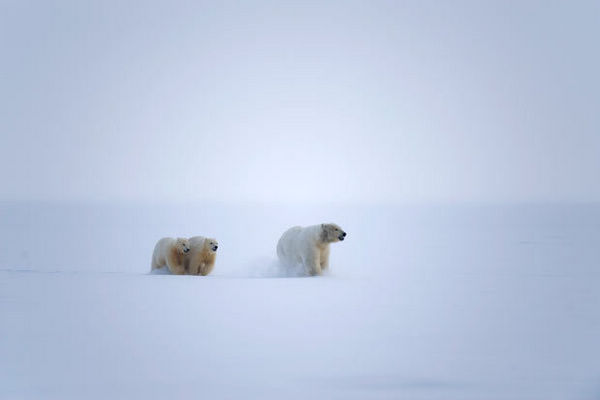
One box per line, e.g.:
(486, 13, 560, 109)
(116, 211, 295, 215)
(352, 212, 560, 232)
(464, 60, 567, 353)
(276, 223, 347, 276)
(186, 236, 219, 276)
(150, 237, 190, 275)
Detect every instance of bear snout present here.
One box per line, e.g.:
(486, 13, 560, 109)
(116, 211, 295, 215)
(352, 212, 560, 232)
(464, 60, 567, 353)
(212, 245, 218, 251)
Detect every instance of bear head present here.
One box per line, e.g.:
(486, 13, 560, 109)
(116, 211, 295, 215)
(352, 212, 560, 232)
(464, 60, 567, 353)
(204, 238, 219, 253)
(321, 223, 347, 243)
(175, 238, 191, 254)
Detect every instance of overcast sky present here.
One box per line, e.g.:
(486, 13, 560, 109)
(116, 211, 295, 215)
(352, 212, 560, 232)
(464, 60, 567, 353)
(1, 0, 599, 204)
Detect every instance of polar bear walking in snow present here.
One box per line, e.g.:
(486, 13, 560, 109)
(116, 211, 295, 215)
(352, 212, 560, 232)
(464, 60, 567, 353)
(186, 236, 219, 276)
(151, 237, 190, 275)
(277, 223, 347, 276)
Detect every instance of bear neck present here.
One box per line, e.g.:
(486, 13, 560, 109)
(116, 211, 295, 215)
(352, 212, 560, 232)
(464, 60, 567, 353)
(170, 247, 184, 264)
(316, 235, 331, 248)
(201, 244, 216, 262)
(203, 251, 216, 264)
(319, 229, 329, 244)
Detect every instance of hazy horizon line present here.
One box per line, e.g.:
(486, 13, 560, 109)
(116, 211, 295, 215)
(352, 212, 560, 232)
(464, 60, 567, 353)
(1, 198, 599, 208)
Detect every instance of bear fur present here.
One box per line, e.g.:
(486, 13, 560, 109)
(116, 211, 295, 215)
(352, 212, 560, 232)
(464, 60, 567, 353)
(276, 223, 347, 275)
(151, 237, 190, 275)
(185, 236, 219, 276)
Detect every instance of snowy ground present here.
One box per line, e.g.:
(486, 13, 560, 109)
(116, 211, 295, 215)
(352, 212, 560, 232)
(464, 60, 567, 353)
(1, 203, 599, 399)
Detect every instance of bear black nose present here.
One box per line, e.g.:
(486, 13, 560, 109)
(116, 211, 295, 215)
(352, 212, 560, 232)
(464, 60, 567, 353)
(342, 232, 347, 237)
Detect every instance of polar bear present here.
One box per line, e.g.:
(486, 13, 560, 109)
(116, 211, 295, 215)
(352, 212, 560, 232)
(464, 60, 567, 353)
(185, 236, 219, 276)
(276, 223, 347, 276)
(151, 237, 190, 275)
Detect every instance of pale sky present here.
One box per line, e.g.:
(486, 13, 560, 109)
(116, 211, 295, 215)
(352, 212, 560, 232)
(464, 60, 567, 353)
(1, 0, 599, 204)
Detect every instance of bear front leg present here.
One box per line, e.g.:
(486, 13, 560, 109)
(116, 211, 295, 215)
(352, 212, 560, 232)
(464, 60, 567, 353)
(305, 249, 321, 276)
(198, 262, 208, 276)
(320, 246, 330, 270)
(167, 252, 186, 275)
(168, 263, 186, 275)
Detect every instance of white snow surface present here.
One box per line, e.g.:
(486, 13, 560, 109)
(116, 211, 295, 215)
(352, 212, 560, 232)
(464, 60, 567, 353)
(1, 203, 599, 399)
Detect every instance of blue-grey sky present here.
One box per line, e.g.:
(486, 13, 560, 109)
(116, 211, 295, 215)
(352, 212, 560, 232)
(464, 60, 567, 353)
(1, 0, 599, 204)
